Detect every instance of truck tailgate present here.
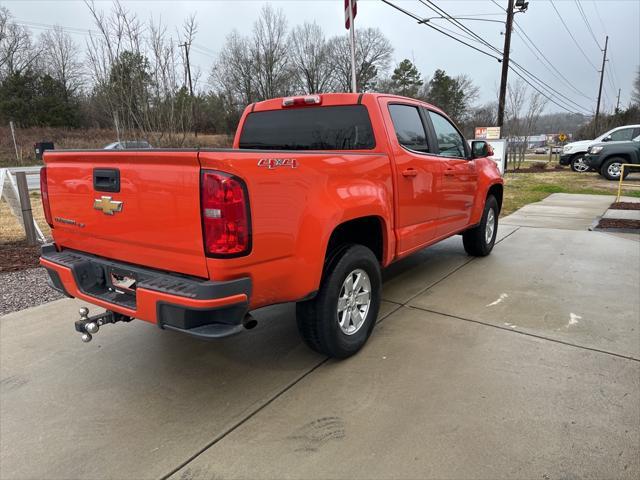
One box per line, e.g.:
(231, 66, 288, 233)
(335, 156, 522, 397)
(44, 150, 208, 278)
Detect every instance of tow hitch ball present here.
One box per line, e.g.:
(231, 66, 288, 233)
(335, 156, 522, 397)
(75, 307, 131, 343)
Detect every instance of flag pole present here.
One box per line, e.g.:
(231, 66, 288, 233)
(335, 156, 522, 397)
(348, 0, 357, 93)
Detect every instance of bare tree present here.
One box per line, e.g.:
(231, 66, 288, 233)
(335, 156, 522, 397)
(0, 7, 40, 79)
(85, 0, 194, 144)
(251, 4, 293, 99)
(211, 30, 255, 108)
(632, 66, 640, 106)
(289, 22, 334, 94)
(504, 79, 527, 169)
(505, 79, 548, 169)
(328, 27, 393, 92)
(39, 26, 84, 96)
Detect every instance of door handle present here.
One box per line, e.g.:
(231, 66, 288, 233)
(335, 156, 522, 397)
(444, 169, 455, 177)
(402, 168, 418, 177)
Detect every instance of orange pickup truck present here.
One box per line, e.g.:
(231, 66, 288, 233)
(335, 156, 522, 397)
(40, 93, 503, 358)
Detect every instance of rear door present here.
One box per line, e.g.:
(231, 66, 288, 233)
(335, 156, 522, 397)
(380, 99, 443, 256)
(44, 150, 209, 278)
(425, 109, 477, 236)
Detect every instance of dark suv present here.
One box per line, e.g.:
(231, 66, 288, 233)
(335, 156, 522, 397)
(585, 135, 640, 180)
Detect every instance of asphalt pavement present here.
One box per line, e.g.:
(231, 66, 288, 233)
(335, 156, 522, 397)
(1, 194, 638, 480)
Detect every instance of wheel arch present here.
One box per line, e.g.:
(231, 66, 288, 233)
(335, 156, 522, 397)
(324, 216, 388, 269)
(487, 183, 503, 214)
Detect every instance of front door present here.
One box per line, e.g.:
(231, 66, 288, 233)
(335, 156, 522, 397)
(381, 100, 443, 256)
(425, 110, 478, 236)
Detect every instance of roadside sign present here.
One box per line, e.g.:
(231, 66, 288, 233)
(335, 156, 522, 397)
(559, 133, 567, 142)
(474, 126, 501, 140)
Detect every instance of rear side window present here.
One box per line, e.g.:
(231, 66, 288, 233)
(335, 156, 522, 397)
(388, 104, 429, 153)
(609, 128, 636, 141)
(239, 105, 375, 150)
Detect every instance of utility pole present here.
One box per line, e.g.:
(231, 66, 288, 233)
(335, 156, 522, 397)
(179, 42, 197, 137)
(497, 0, 515, 130)
(594, 35, 608, 135)
(179, 42, 194, 97)
(615, 88, 621, 114)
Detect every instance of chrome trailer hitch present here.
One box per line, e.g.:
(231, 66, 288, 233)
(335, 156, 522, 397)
(75, 307, 132, 343)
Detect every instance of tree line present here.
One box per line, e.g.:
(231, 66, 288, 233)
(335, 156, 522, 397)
(1, 2, 639, 145)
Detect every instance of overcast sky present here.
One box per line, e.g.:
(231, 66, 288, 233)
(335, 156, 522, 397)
(2, 0, 638, 115)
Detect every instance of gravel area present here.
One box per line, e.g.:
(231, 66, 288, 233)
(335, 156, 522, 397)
(0, 267, 65, 316)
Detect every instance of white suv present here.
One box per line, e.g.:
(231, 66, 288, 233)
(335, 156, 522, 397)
(560, 124, 640, 172)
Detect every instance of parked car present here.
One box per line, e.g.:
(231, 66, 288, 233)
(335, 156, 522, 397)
(104, 140, 153, 150)
(39, 93, 503, 359)
(585, 135, 640, 180)
(534, 146, 546, 154)
(560, 124, 640, 172)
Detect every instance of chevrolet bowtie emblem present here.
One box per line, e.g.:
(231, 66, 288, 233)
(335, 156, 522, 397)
(93, 196, 123, 215)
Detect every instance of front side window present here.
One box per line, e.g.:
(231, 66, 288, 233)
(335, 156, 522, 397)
(388, 104, 429, 153)
(239, 105, 375, 150)
(428, 111, 466, 158)
(609, 128, 636, 141)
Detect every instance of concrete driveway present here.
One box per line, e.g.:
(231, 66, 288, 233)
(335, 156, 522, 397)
(1, 194, 638, 480)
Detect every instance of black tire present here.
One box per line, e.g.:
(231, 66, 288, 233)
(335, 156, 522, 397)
(570, 154, 590, 173)
(462, 195, 499, 257)
(600, 157, 630, 181)
(296, 244, 381, 359)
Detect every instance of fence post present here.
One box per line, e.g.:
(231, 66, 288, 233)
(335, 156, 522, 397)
(15, 172, 37, 246)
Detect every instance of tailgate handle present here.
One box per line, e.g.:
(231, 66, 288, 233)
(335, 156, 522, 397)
(93, 168, 120, 193)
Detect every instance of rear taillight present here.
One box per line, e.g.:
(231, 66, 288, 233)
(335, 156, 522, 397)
(40, 166, 53, 228)
(200, 170, 251, 257)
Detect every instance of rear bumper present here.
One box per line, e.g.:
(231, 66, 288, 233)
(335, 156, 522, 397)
(40, 244, 252, 338)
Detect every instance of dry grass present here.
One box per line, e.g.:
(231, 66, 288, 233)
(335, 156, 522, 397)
(0, 127, 232, 168)
(1, 194, 51, 244)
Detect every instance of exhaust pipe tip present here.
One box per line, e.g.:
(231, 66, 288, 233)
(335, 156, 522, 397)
(242, 314, 258, 330)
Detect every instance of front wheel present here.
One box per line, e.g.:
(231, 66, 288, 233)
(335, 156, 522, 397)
(570, 154, 590, 173)
(462, 195, 499, 257)
(600, 157, 630, 181)
(296, 245, 381, 359)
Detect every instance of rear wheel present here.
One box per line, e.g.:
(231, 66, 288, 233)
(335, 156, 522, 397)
(462, 195, 499, 257)
(296, 245, 381, 359)
(600, 157, 630, 181)
(570, 154, 590, 172)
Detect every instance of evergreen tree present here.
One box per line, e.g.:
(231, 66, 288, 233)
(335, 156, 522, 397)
(390, 59, 423, 98)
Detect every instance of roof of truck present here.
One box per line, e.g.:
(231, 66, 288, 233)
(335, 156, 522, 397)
(250, 92, 444, 116)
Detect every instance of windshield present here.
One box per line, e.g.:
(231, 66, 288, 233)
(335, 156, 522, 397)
(239, 105, 375, 150)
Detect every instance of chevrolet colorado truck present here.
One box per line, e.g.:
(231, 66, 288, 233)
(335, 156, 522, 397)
(40, 93, 503, 358)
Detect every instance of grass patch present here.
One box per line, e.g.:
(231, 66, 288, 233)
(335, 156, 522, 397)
(502, 171, 640, 216)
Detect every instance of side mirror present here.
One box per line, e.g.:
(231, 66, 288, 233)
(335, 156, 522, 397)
(602, 135, 612, 142)
(471, 140, 492, 159)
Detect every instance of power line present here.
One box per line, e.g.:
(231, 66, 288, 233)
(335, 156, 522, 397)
(416, 0, 592, 113)
(591, 1, 608, 37)
(380, 0, 503, 62)
(508, 65, 588, 115)
(548, 0, 599, 71)
(574, 0, 602, 49)
(418, 0, 503, 55)
(383, 0, 591, 115)
(512, 22, 593, 100)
